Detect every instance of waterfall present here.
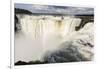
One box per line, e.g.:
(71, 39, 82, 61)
(15, 14, 81, 62)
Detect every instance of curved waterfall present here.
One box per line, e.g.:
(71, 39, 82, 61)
(15, 14, 82, 62)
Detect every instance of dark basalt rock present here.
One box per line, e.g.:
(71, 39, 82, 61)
(14, 15, 21, 32)
(15, 8, 32, 14)
(15, 60, 48, 65)
(75, 15, 94, 31)
(15, 61, 28, 65)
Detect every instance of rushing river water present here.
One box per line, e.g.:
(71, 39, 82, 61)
(15, 15, 84, 62)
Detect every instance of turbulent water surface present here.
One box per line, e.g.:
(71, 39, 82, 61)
(15, 14, 93, 63)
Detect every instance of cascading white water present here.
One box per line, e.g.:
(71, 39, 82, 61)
(15, 14, 81, 62)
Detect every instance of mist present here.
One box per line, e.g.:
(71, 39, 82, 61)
(15, 15, 82, 62)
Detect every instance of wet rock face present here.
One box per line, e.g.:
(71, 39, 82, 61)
(15, 60, 47, 65)
(75, 15, 94, 31)
(15, 15, 21, 32)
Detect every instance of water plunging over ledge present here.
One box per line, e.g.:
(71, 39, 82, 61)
(15, 14, 83, 62)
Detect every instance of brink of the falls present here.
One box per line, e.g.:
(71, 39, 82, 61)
(15, 14, 93, 63)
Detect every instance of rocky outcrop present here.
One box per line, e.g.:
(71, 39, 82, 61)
(15, 8, 32, 14)
(15, 60, 48, 65)
(75, 15, 94, 31)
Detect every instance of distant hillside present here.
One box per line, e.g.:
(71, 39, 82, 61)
(15, 8, 32, 14)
